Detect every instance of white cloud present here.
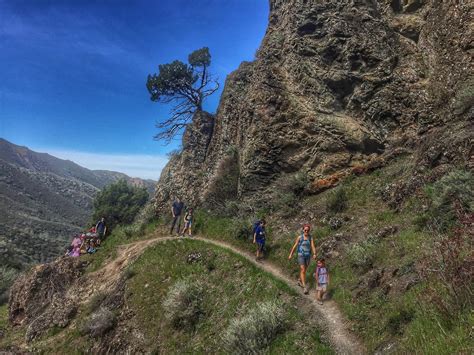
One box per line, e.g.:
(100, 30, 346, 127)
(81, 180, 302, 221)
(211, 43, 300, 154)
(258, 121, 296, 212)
(38, 148, 168, 180)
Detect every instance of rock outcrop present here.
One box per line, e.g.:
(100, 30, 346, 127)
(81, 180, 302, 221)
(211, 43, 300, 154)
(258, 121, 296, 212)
(154, 0, 472, 212)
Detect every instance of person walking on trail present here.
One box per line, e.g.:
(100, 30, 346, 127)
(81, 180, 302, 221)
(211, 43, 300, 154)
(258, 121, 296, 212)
(315, 258, 329, 305)
(170, 197, 185, 235)
(180, 207, 194, 237)
(253, 219, 266, 261)
(95, 217, 107, 244)
(288, 223, 316, 294)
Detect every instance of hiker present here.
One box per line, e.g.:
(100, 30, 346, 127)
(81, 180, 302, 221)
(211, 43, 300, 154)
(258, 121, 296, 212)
(86, 239, 97, 254)
(170, 197, 185, 235)
(180, 207, 194, 237)
(68, 234, 82, 257)
(95, 217, 107, 244)
(315, 258, 329, 305)
(253, 219, 266, 261)
(288, 223, 316, 294)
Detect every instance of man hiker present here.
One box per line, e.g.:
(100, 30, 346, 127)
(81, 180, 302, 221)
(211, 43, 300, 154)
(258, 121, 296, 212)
(288, 223, 316, 294)
(95, 217, 107, 244)
(170, 197, 184, 235)
(253, 219, 266, 261)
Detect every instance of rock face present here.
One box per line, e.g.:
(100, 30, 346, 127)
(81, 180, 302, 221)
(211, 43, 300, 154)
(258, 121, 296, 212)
(154, 0, 473, 212)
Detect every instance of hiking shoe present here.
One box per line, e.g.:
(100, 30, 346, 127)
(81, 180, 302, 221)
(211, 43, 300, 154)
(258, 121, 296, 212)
(318, 301, 323, 305)
(304, 286, 309, 294)
(297, 280, 304, 288)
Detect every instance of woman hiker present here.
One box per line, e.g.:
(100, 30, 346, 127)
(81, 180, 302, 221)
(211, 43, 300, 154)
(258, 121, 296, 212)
(288, 223, 317, 294)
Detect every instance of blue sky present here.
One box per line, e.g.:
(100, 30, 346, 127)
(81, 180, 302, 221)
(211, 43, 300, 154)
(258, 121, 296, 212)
(0, 0, 268, 179)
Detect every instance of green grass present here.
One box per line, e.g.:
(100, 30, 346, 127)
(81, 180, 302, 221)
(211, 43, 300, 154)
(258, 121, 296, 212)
(86, 219, 161, 272)
(124, 239, 332, 353)
(193, 156, 471, 353)
(0, 304, 25, 351)
(24, 239, 332, 354)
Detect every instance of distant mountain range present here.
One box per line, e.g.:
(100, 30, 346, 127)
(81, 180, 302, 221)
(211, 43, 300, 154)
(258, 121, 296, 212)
(0, 138, 155, 269)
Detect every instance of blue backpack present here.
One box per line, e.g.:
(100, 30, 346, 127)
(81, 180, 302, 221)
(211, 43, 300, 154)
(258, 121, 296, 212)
(252, 220, 261, 235)
(297, 233, 312, 256)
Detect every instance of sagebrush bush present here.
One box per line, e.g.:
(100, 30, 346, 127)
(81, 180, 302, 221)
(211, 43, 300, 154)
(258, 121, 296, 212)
(230, 219, 254, 241)
(223, 301, 286, 354)
(347, 237, 377, 270)
(268, 172, 309, 216)
(80, 308, 116, 338)
(0, 266, 18, 305)
(422, 169, 473, 232)
(87, 292, 107, 314)
(387, 308, 414, 335)
(326, 187, 348, 214)
(163, 280, 204, 330)
(419, 212, 473, 320)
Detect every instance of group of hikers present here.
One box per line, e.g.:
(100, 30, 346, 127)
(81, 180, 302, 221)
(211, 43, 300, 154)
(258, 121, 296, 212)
(66, 217, 107, 257)
(169, 197, 330, 304)
(253, 219, 329, 303)
(169, 197, 194, 237)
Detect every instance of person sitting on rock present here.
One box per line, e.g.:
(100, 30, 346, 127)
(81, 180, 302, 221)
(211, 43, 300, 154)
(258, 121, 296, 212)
(87, 239, 97, 254)
(288, 223, 317, 294)
(68, 234, 82, 257)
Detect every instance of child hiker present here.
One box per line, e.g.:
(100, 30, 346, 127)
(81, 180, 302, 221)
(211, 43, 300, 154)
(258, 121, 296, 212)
(315, 258, 329, 305)
(253, 219, 266, 261)
(180, 208, 194, 237)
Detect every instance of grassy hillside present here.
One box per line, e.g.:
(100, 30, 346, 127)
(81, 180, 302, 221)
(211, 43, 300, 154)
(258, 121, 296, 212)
(1, 236, 332, 354)
(192, 156, 473, 353)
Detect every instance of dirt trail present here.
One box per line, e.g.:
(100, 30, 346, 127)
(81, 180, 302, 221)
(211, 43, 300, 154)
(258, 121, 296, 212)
(96, 235, 365, 354)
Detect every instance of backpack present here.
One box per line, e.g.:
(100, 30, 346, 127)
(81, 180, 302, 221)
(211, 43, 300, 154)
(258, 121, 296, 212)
(252, 220, 261, 235)
(297, 233, 312, 255)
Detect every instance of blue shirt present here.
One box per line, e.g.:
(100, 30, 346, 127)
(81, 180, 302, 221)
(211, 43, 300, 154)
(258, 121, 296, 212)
(255, 225, 266, 242)
(317, 266, 328, 284)
(172, 201, 184, 216)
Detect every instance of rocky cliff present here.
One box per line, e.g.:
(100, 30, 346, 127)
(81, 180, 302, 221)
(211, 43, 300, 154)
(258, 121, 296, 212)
(154, 0, 472, 213)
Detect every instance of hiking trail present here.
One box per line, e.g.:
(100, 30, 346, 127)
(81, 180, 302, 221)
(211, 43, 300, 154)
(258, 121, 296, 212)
(94, 234, 366, 354)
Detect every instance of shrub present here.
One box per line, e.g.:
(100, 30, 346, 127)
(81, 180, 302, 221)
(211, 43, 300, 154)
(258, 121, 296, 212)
(326, 187, 348, 214)
(422, 170, 473, 232)
(347, 237, 377, 270)
(92, 179, 149, 231)
(387, 308, 414, 335)
(418, 210, 473, 320)
(265, 171, 309, 217)
(230, 219, 254, 242)
(222, 300, 286, 354)
(80, 308, 116, 338)
(0, 266, 19, 305)
(87, 292, 107, 314)
(163, 280, 204, 330)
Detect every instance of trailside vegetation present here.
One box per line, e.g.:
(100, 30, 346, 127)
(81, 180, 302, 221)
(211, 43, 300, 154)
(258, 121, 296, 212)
(146, 47, 219, 141)
(91, 179, 148, 231)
